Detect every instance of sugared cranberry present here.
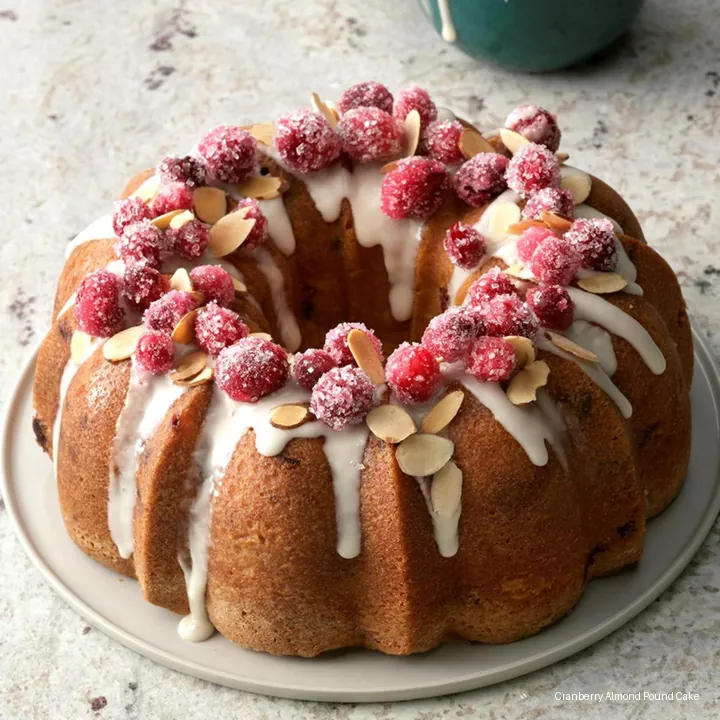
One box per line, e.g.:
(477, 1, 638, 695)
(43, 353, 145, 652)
(274, 109, 342, 173)
(156, 155, 207, 189)
(517, 225, 558, 264)
(233, 198, 269, 251)
(166, 219, 210, 260)
(122, 265, 169, 310)
(216, 336, 289, 402)
(338, 81, 393, 115)
(564, 218, 618, 272)
(529, 236, 581, 285)
(143, 290, 198, 334)
(522, 187, 574, 221)
(477, 294, 538, 340)
(198, 125, 257, 184)
(115, 221, 164, 269)
(323, 322, 383, 366)
(189, 265, 235, 307)
(112, 196, 153, 237)
(150, 182, 194, 217)
(444, 222, 486, 270)
(467, 337, 516, 383)
(194, 303, 249, 357)
(74, 269, 125, 338)
(505, 105, 561, 152)
(135, 331, 174, 374)
(393, 85, 437, 129)
(385, 342, 441, 404)
(454, 153, 509, 207)
(336, 107, 401, 163)
(293, 348, 336, 390)
(422, 306, 485, 363)
(310, 366, 375, 431)
(425, 119, 464, 164)
(465, 267, 519, 307)
(506, 143, 561, 198)
(380, 156, 450, 220)
(526, 285, 575, 331)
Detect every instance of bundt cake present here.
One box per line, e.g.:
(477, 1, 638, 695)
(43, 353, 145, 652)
(32, 83, 693, 657)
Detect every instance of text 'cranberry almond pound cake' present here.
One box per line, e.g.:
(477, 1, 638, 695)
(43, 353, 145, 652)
(33, 82, 693, 657)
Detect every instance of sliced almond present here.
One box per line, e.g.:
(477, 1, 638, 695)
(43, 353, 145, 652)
(380, 160, 398, 175)
(395, 434, 454, 477)
(209, 213, 256, 257)
(235, 175, 285, 200)
(169, 351, 208, 382)
(431, 460, 462, 518)
(171, 309, 199, 345)
(347, 329, 385, 385)
(250, 332, 272, 341)
(231, 276, 248, 293)
(402, 109, 421, 157)
(547, 331, 599, 362)
(506, 360, 550, 406)
(500, 128, 530, 154)
(70, 331, 94, 365)
(193, 187, 227, 224)
(507, 219, 546, 235)
(132, 174, 161, 203)
(555, 151, 570, 164)
(103, 325, 144, 362)
(421, 390, 464, 434)
(249, 122, 276, 146)
(503, 263, 527, 279)
(577, 273, 628, 294)
(561, 172, 592, 205)
(151, 209, 186, 230)
(174, 365, 214, 387)
(505, 335, 536, 369)
(541, 211, 573, 232)
(487, 202, 521, 242)
(190, 291, 206, 306)
(170, 268, 193, 292)
(310, 92, 339, 129)
(458, 127, 495, 159)
(168, 209, 195, 230)
(270, 404, 310, 429)
(366, 404, 417, 444)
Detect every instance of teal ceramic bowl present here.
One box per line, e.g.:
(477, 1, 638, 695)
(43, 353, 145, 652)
(420, 0, 646, 72)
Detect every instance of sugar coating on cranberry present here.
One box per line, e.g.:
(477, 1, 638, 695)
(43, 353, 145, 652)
(425, 120, 464, 165)
(122, 265, 169, 309)
(530, 236, 582, 285)
(517, 225, 558, 264)
(526, 285, 575, 331)
(338, 81, 394, 115)
(75, 269, 125, 338)
(167, 219, 210, 260)
(323, 322, 383, 366)
(293, 348, 336, 390)
(274, 109, 342, 173)
(477, 294, 538, 340)
(198, 125, 257, 184)
(116, 221, 164, 269)
(522, 187, 574, 221)
(380, 156, 450, 220)
(135, 331, 175, 374)
(143, 290, 198, 334)
(444, 222, 487, 270)
(467, 337, 516, 383)
(564, 218, 618, 272)
(422, 306, 485, 363)
(194, 303, 249, 357)
(505, 105, 561, 152)
(506, 143, 561, 198)
(393, 85, 437, 129)
(216, 336, 289, 402)
(454, 153, 509, 207)
(150, 182, 194, 217)
(157, 155, 207, 188)
(189, 265, 235, 307)
(465, 267, 519, 307)
(385, 342, 441, 405)
(112, 196, 154, 237)
(234, 198, 269, 251)
(337, 107, 401, 163)
(310, 366, 375, 431)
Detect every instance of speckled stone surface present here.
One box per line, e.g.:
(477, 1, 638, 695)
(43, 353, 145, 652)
(0, 0, 719, 717)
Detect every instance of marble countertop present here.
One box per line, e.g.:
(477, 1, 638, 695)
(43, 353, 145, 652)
(1, 0, 719, 717)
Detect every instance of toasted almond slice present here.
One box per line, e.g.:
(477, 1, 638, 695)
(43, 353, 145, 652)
(347, 329, 385, 385)
(396, 434, 454, 477)
(190, 291, 206, 306)
(70, 331, 94, 365)
(421, 390, 464, 434)
(209, 214, 256, 257)
(174, 365, 214, 387)
(250, 332, 272, 341)
(561, 172, 592, 205)
(540, 211, 573, 232)
(103, 325, 144, 362)
(171, 309, 199, 345)
(231, 276, 248, 293)
(249, 122, 276, 146)
(487, 202, 521, 242)
(380, 160, 398, 175)
(577, 273, 628, 294)
(310, 92, 339, 129)
(431, 460, 462, 518)
(547, 331, 599, 362)
(193, 187, 227, 224)
(168, 209, 195, 230)
(505, 336, 536, 369)
(236, 175, 284, 200)
(151, 209, 186, 230)
(458, 127, 495, 159)
(506, 360, 550, 406)
(503, 263, 527, 279)
(270, 404, 310, 429)
(170, 268, 193, 292)
(500, 128, 530, 154)
(366, 404, 417, 444)
(132, 174, 161, 203)
(402, 109, 421, 157)
(507, 219, 546, 235)
(555, 151, 570, 164)
(169, 350, 208, 382)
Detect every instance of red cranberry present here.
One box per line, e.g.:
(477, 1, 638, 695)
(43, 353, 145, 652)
(393, 85, 437, 129)
(323, 322, 383, 366)
(385, 342, 441, 404)
(156, 155, 207, 188)
(310, 366, 375, 431)
(198, 125, 257, 184)
(336, 107, 401, 163)
(115, 221, 164, 269)
(233, 198, 269, 251)
(467, 337, 516, 382)
(122, 265, 169, 310)
(338, 81, 394, 115)
(167, 219, 210, 260)
(505, 105, 561, 152)
(135, 331, 174, 374)
(189, 265, 235, 307)
(150, 182, 194, 217)
(143, 290, 198, 334)
(422, 306, 485, 363)
(465, 267, 519, 306)
(74, 269, 125, 338)
(517, 225, 558, 264)
(380, 156, 450, 220)
(454, 153, 509, 207)
(274, 109, 342, 173)
(293, 348, 336, 390)
(564, 218, 618, 272)
(112, 196, 153, 236)
(477, 294, 538, 339)
(522, 187, 574, 221)
(194, 303, 249, 357)
(526, 285, 575, 331)
(444, 222, 486, 270)
(506, 143, 561, 198)
(425, 119, 464, 164)
(530, 236, 582, 285)
(216, 336, 289, 402)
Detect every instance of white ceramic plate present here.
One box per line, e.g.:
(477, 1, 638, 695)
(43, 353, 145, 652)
(3, 333, 719, 703)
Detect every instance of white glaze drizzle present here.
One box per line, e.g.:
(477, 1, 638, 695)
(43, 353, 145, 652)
(563, 320, 617, 376)
(257, 196, 296, 256)
(437, 0, 457, 42)
(417, 476, 461, 557)
(65, 214, 116, 257)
